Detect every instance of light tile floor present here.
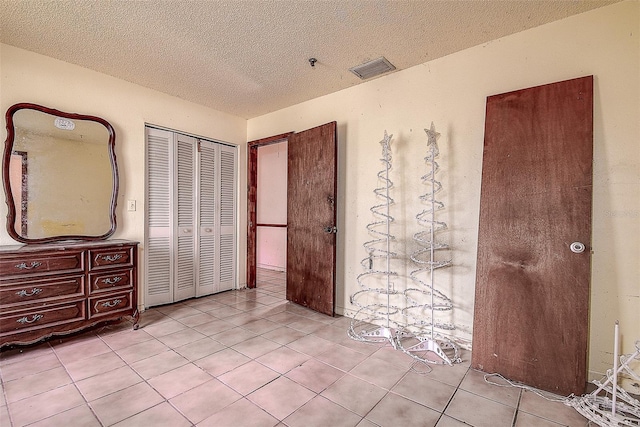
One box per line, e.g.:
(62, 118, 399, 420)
(0, 269, 590, 426)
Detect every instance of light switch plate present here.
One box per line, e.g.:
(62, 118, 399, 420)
(127, 200, 136, 211)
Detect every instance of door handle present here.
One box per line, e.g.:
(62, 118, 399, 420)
(570, 242, 586, 253)
(323, 226, 337, 234)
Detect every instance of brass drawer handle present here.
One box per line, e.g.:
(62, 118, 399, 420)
(102, 276, 122, 285)
(17, 314, 43, 324)
(101, 299, 122, 308)
(100, 254, 122, 262)
(14, 261, 42, 270)
(16, 288, 44, 297)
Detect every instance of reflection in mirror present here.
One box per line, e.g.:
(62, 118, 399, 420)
(3, 103, 117, 243)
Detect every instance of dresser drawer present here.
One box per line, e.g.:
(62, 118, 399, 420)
(0, 275, 85, 307)
(88, 291, 133, 319)
(88, 246, 135, 270)
(0, 300, 85, 335)
(89, 269, 133, 294)
(0, 251, 84, 278)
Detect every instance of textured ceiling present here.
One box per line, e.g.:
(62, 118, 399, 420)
(0, 0, 618, 119)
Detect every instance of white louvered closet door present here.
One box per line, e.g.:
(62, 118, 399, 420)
(174, 134, 197, 302)
(197, 140, 216, 296)
(145, 127, 173, 306)
(145, 126, 237, 308)
(218, 145, 237, 292)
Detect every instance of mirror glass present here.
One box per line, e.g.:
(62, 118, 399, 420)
(3, 103, 117, 243)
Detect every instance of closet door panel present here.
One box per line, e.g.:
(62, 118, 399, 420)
(198, 141, 217, 296)
(145, 128, 173, 306)
(174, 135, 196, 302)
(218, 146, 237, 291)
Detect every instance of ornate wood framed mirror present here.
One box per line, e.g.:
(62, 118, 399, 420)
(2, 103, 118, 243)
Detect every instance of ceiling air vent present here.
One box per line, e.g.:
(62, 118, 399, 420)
(349, 57, 396, 80)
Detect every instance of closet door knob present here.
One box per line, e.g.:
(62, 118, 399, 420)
(570, 242, 586, 253)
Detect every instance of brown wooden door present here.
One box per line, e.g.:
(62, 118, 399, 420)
(471, 76, 593, 395)
(286, 122, 338, 316)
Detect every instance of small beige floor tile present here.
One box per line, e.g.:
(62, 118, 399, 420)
(0, 351, 61, 381)
(248, 376, 316, 420)
(313, 324, 351, 343)
(114, 338, 169, 364)
(99, 328, 155, 351)
(4, 366, 72, 403)
(157, 304, 202, 320)
(64, 351, 126, 382)
(0, 343, 53, 367)
(260, 326, 307, 345)
(52, 336, 112, 364)
(75, 365, 143, 402)
(459, 369, 522, 407)
(170, 379, 242, 424)
(334, 336, 381, 356)
(90, 381, 164, 426)
(286, 335, 339, 357)
(242, 319, 282, 335)
(284, 395, 362, 427)
(157, 327, 207, 348)
(173, 337, 226, 361)
(365, 392, 441, 427)
(445, 388, 516, 427)
(218, 360, 280, 395)
(287, 318, 326, 334)
(321, 374, 387, 416)
(192, 319, 237, 336)
(142, 318, 188, 337)
(28, 404, 101, 427)
(197, 397, 278, 427)
(112, 402, 191, 427)
(134, 309, 169, 328)
(392, 369, 457, 412)
(265, 311, 305, 326)
(518, 390, 590, 426)
(256, 346, 311, 374)
(205, 305, 244, 319)
(349, 356, 408, 390)
(177, 312, 218, 328)
(424, 361, 470, 388)
(371, 345, 418, 369)
(356, 419, 378, 427)
(435, 415, 470, 426)
(211, 326, 257, 346)
(9, 383, 85, 426)
(285, 359, 346, 393)
(515, 411, 566, 426)
(232, 336, 282, 359)
(148, 363, 212, 399)
(130, 349, 188, 379)
(195, 347, 251, 377)
(315, 344, 369, 371)
(169, 379, 242, 424)
(0, 405, 9, 427)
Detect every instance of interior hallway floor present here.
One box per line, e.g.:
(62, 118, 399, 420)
(1, 268, 590, 427)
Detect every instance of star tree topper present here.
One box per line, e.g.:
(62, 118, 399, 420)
(425, 122, 440, 146)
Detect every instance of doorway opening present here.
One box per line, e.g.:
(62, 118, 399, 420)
(256, 141, 288, 291)
(247, 132, 292, 289)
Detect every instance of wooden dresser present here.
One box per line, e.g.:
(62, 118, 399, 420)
(0, 240, 138, 348)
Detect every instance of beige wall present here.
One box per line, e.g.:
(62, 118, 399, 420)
(247, 1, 639, 387)
(0, 43, 249, 307)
